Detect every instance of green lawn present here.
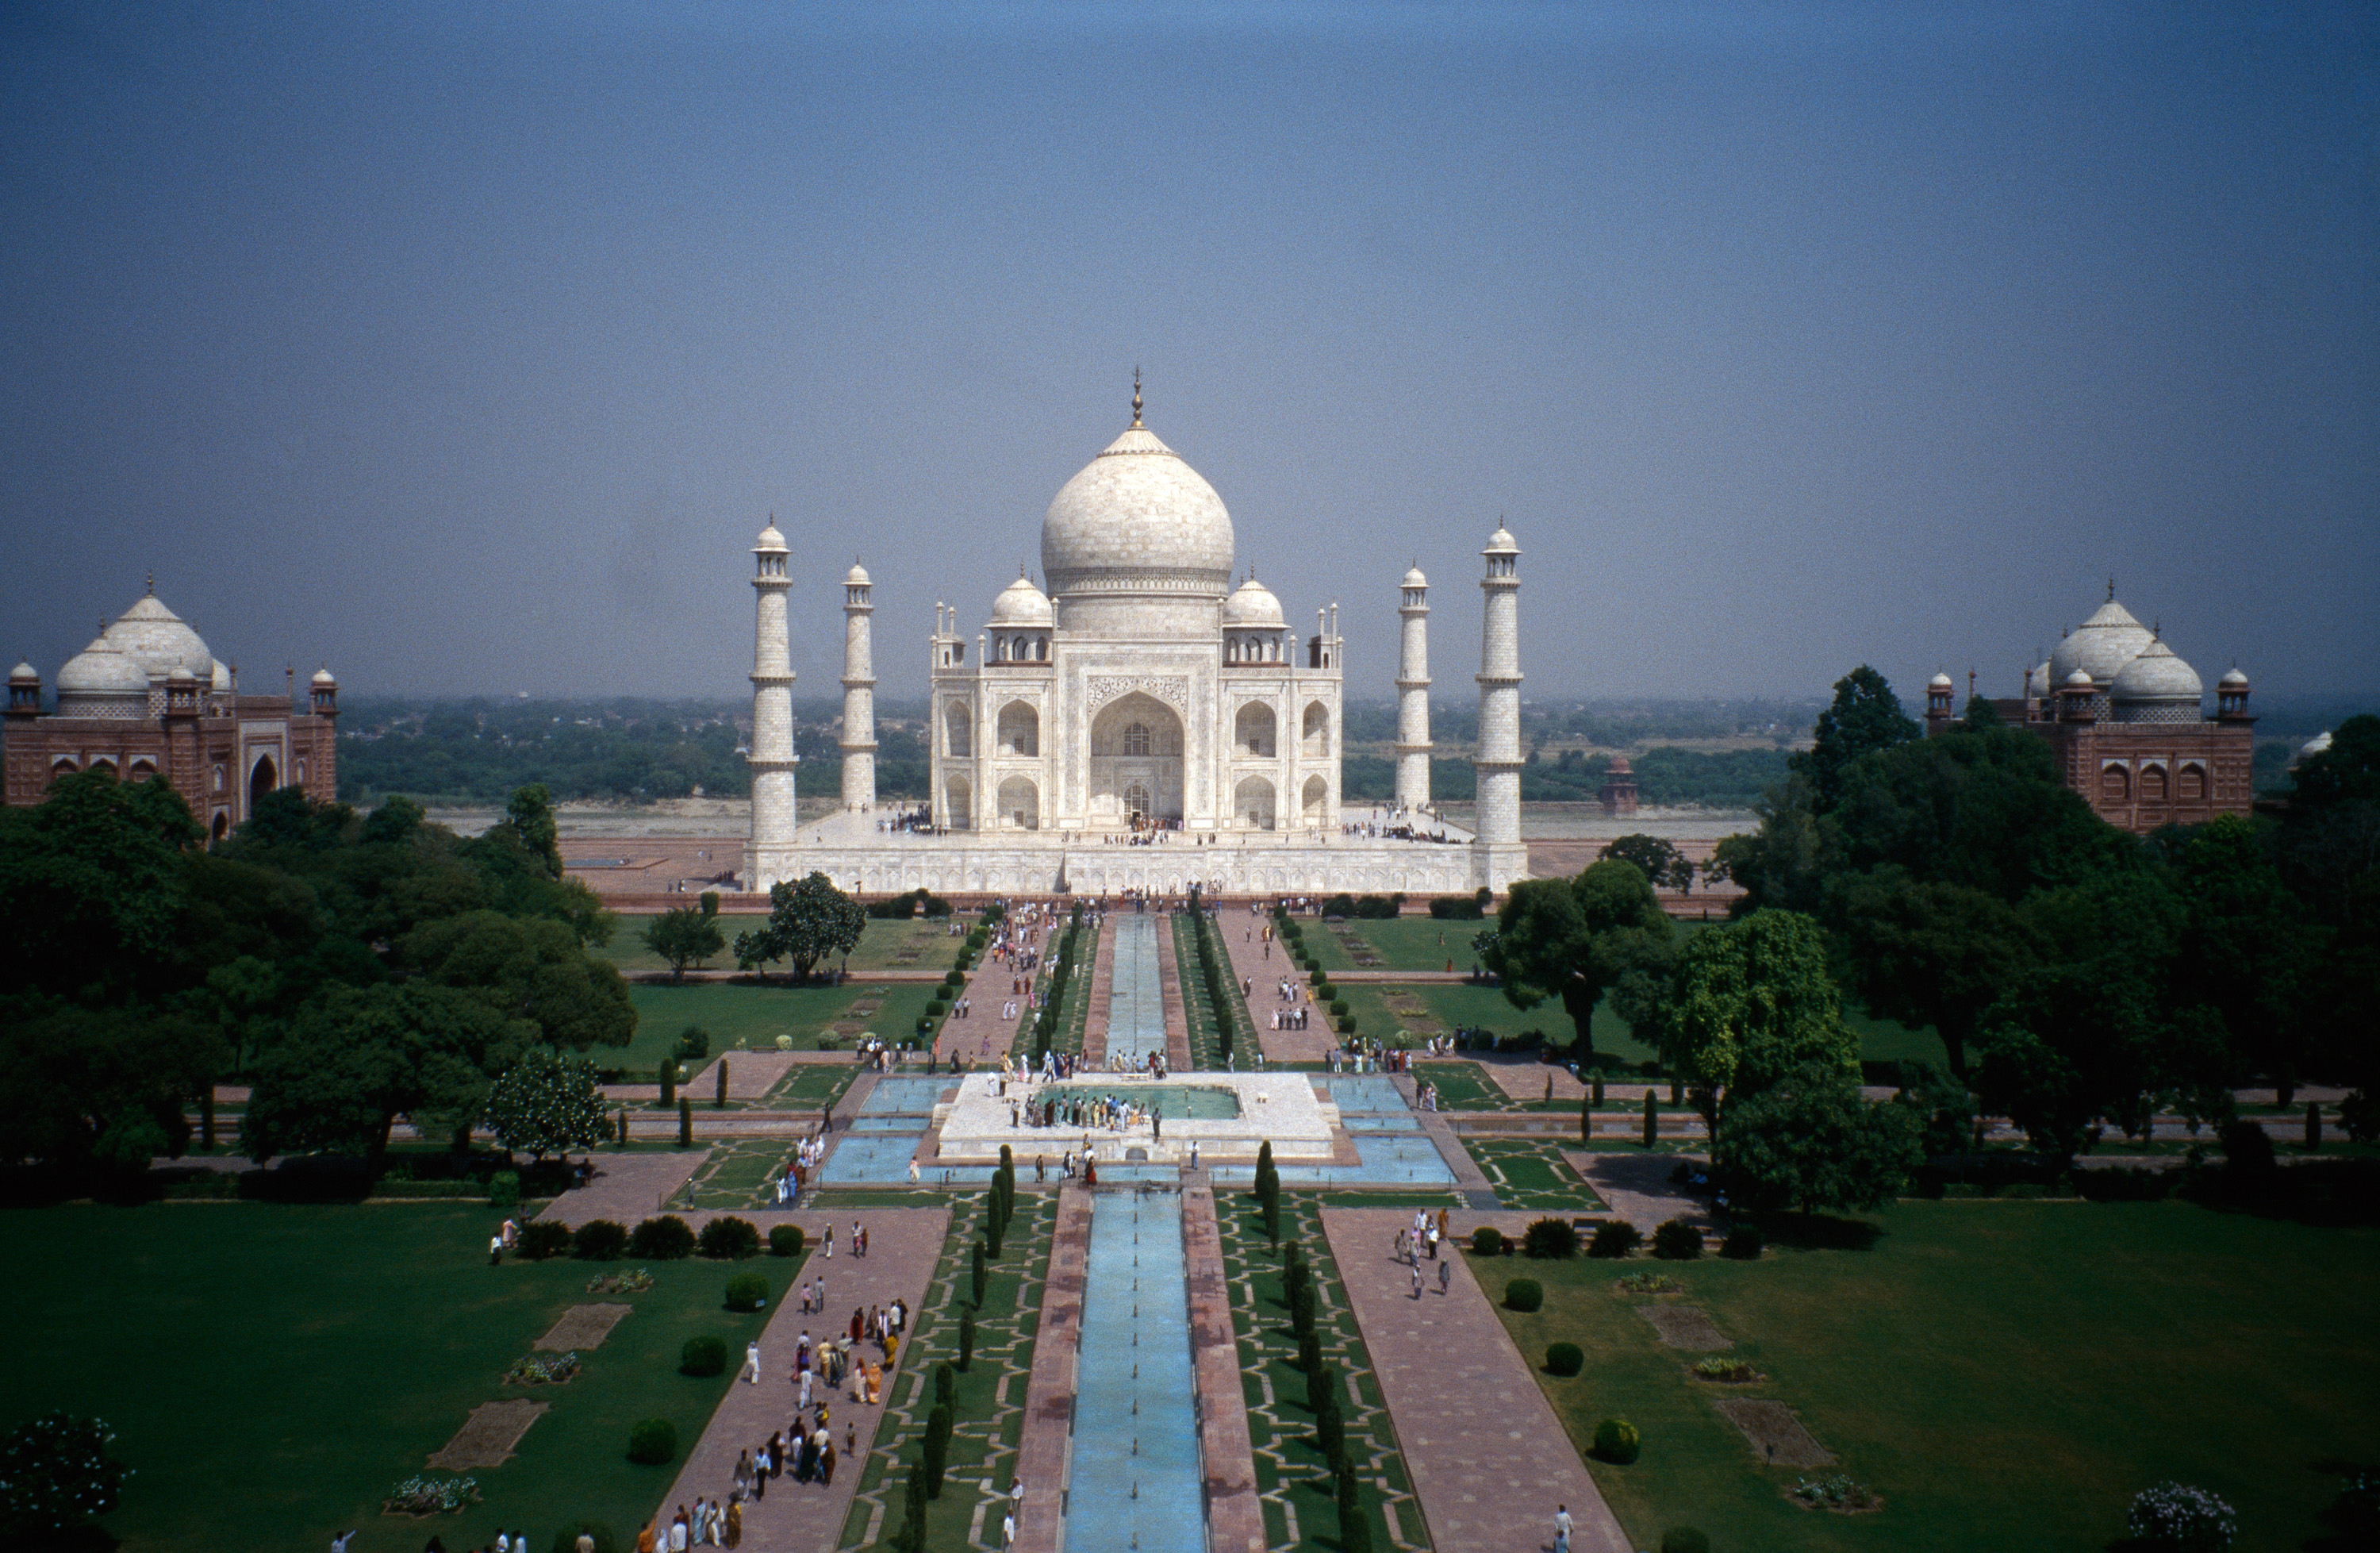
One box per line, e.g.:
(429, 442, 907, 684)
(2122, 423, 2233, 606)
(597, 917, 962, 978)
(1343, 914, 1489, 971)
(624, 982, 938, 1071)
(1493, 1201, 2380, 1552)
(0, 1203, 799, 1553)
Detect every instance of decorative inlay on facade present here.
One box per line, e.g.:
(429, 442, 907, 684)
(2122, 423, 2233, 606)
(1084, 675, 1189, 713)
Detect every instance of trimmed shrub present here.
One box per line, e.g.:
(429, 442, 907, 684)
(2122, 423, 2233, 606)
(1503, 1277, 1543, 1313)
(1328, 998, 1349, 1019)
(1719, 1224, 1764, 1261)
(1588, 1221, 1643, 1259)
(548, 1522, 620, 1553)
(698, 1216, 762, 1260)
(769, 1223, 804, 1258)
(675, 1025, 711, 1061)
(2127, 1481, 2237, 1551)
(958, 1309, 975, 1371)
(1310, 968, 1327, 986)
(943, 970, 965, 990)
(519, 1220, 574, 1260)
(1470, 1225, 1506, 1257)
(2218, 1120, 2276, 1180)
(1545, 1342, 1584, 1377)
(922, 1401, 954, 1497)
(1653, 1219, 1704, 1260)
(659, 1059, 677, 1106)
(573, 1219, 629, 1261)
(628, 1215, 696, 1261)
(1592, 1417, 1641, 1464)
(1427, 894, 1484, 919)
(1522, 1217, 1580, 1259)
(677, 1097, 693, 1148)
(724, 1272, 770, 1313)
(626, 1417, 678, 1464)
(489, 1171, 521, 1210)
(1660, 1528, 1710, 1553)
(927, 998, 948, 1019)
(679, 1336, 727, 1376)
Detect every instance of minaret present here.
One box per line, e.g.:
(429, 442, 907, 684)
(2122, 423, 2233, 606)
(1394, 565, 1431, 810)
(839, 562, 877, 810)
(745, 519, 796, 889)
(1473, 523, 1526, 893)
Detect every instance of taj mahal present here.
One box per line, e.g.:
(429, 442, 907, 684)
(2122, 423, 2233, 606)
(743, 382, 1530, 898)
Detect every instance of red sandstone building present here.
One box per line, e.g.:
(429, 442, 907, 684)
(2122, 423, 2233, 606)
(5, 586, 338, 840)
(1926, 590, 2254, 834)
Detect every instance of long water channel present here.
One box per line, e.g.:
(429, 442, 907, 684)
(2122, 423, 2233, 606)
(1066, 1190, 1203, 1553)
(1104, 914, 1169, 1065)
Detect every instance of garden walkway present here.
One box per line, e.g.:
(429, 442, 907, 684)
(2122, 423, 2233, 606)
(536, 1151, 710, 1226)
(1078, 917, 1119, 1064)
(1320, 1208, 1630, 1553)
(1219, 920, 1334, 1064)
(653, 1205, 953, 1552)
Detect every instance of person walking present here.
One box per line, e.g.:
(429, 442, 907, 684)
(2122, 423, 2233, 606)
(1438, 1259, 1452, 1296)
(1554, 1503, 1573, 1553)
(741, 1340, 762, 1384)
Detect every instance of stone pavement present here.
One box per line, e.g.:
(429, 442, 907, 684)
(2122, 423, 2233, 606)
(1320, 1208, 1631, 1553)
(1565, 1151, 1711, 1232)
(1011, 1184, 1091, 1553)
(1079, 917, 1118, 1065)
(1219, 916, 1335, 1063)
(1153, 912, 1196, 1071)
(1182, 1174, 1265, 1553)
(651, 1205, 953, 1552)
(536, 1150, 711, 1225)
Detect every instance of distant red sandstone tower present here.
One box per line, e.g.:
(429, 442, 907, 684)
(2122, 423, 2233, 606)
(1599, 755, 1637, 816)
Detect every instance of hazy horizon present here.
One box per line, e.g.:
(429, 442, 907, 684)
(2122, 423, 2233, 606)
(6, 4, 2374, 705)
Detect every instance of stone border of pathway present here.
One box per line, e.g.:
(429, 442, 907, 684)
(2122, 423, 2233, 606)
(1012, 1184, 1091, 1553)
(1181, 1174, 1266, 1553)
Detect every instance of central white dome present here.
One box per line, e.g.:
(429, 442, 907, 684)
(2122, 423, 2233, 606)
(2049, 598, 2154, 686)
(1040, 424, 1235, 604)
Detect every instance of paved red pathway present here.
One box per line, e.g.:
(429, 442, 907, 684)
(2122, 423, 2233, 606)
(1219, 914, 1334, 1063)
(1320, 1208, 1631, 1553)
(650, 1205, 952, 1552)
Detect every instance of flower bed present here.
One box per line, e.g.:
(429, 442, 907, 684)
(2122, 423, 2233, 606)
(585, 1270, 654, 1295)
(1689, 1356, 1763, 1384)
(503, 1351, 580, 1386)
(1615, 1271, 1682, 1295)
(1791, 1474, 1879, 1513)
(383, 1475, 479, 1516)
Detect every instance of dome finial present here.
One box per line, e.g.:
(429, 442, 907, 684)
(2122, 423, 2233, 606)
(2106, 574, 2117, 602)
(144, 571, 155, 595)
(1130, 367, 1142, 428)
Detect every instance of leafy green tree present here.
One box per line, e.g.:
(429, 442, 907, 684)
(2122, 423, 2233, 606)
(1483, 859, 1674, 1059)
(1600, 833, 1695, 892)
(735, 871, 866, 983)
(0, 1411, 130, 1547)
(2168, 816, 2318, 1092)
(242, 982, 511, 1167)
(491, 782, 563, 878)
(1799, 666, 1920, 813)
(644, 905, 727, 982)
(1713, 1064, 1922, 1214)
(401, 909, 635, 1053)
(1833, 871, 2044, 1075)
(0, 769, 202, 1001)
(482, 1048, 609, 1161)
(1658, 908, 1856, 1121)
(0, 996, 222, 1169)
(1706, 770, 1826, 915)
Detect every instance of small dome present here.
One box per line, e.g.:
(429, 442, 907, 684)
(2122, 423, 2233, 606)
(104, 592, 213, 680)
(1484, 524, 1519, 555)
(2298, 730, 2332, 762)
(2111, 638, 2202, 702)
(1222, 575, 1285, 628)
(845, 563, 872, 586)
(210, 659, 232, 694)
(167, 667, 197, 686)
(2218, 667, 2249, 688)
(1401, 567, 1428, 588)
(2048, 597, 2154, 686)
(1605, 755, 1633, 775)
(56, 637, 148, 696)
(9, 660, 36, 682)
(1927, 671, 1954, 690)
(2064, 669, 2096, 688)
(754, 522, 788, 553)
(311, 667, 338, 686)
(988, 574, 1054, 626)
(2028, 659, 2054, 696)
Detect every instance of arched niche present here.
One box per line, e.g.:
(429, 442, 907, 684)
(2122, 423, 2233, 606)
(1235, 702, 1276, 758)
(944, 701, 973, 758)
(1235, 775, 1276, 831)
(998, 701, 1039, 757)
(1301, 773, 1328, 822)
(997, 775, 1040, 830)
(1302, 702, 1330, 758)
(944, 772, 973, 829)
(1089, 691, 1184, 826)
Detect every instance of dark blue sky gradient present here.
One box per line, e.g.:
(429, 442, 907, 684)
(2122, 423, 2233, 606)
(2, 2, 2373, 702)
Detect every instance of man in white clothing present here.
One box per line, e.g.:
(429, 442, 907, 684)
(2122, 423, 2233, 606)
(742, 1340, 762, 1384)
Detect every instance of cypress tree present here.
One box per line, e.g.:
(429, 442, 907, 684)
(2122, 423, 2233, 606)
(678, 1096, 693, 1148)
(958, 1308, 976, 1370)
(923, 1402, 954, 1497)
(1642, 1088, 1658, 1149)
(659, 1059, 676, 1105)
(934, 1361, 954, 1408)
(972, 1238, 988, 1307)
(1337, 1466, 1372, 1553)
(1580, 1089, 1592, 1146)
(716, 1058, 730, 1109)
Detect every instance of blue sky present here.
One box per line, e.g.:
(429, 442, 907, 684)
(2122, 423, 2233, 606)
(2, 2, 2373, 702)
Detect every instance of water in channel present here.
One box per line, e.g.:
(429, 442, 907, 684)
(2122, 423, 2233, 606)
(1065, 1190, 1203, 1553)
(1104, 914, 1170, 1066)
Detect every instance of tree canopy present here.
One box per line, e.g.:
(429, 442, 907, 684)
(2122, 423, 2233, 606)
(1599, 833, 1695, 893)
(482, 1048, 609, 1161)
(1713, 1063, 1922, 1215)
(1482, 859, 1673, 1059)
(735, 872, 866, 984)
(1657, 908, 1857, 1114)
(645, 902, 727, 982)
